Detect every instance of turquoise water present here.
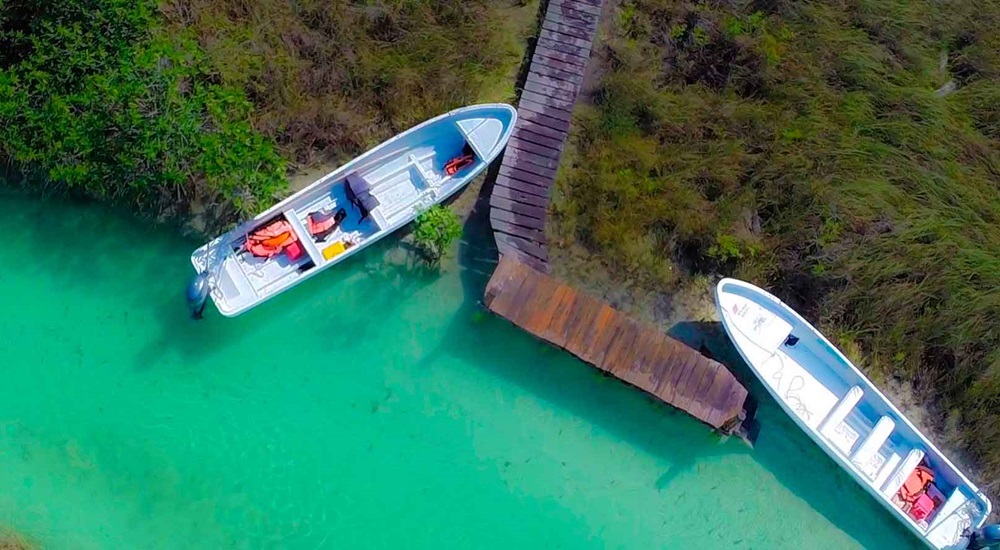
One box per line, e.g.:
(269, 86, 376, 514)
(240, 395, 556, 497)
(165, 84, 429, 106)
(0, 191, 918, 548)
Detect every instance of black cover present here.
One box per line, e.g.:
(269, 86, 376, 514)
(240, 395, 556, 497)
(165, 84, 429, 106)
(345, 172, 380, 219)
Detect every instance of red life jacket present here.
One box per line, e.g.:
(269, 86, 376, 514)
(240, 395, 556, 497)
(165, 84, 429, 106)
(445, 153, 475, 175)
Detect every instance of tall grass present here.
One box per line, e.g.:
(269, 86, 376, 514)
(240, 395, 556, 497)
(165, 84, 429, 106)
(161, 0, 532, 166)
(554, 0, 1000, 484)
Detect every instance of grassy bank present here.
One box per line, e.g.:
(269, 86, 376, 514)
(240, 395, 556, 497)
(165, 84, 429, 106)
(551, 0, 1000, 485)
(0, 0, 536, 227)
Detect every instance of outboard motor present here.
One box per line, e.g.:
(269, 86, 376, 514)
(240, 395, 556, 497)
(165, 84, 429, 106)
(969, 524, 1000, 549)
(186, 272, 210, 320)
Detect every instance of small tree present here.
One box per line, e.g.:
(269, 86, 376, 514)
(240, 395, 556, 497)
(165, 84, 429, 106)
(413, 205, 463, 264)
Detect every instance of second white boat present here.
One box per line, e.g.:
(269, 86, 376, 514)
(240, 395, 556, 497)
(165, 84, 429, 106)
(716, 278, 996, 549)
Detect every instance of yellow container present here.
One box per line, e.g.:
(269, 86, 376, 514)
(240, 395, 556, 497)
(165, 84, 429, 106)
(322, 241, 347, 260)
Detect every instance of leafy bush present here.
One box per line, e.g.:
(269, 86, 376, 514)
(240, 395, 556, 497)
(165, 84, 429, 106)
(413, 205, 463, 263)
(555, 0, 1000, 482)
(0, 0, 287, 219)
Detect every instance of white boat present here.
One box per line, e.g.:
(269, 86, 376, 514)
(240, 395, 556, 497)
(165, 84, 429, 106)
(188, 104, 516, 317)
(716, 278, 996, 550)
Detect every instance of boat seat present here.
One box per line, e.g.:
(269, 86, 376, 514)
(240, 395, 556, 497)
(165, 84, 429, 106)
(872, 451, 902, 489)
(851, 416, 895, 479)
(818, 386, 864, 453)
(881, 448, 925, 498)
(926, 489, 975, 545)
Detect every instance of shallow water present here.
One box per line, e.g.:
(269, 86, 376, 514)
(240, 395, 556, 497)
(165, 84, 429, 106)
(0, 191, 918, 548)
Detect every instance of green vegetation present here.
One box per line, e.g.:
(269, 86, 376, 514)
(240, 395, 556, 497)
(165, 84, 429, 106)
(0, 0, 286, 218)
(413, 205, 463, 264)
(1, 0, 535, 225)
(553, 0, 1000, 480)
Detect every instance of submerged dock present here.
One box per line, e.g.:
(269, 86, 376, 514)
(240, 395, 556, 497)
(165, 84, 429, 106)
(484, 256, 750, 431)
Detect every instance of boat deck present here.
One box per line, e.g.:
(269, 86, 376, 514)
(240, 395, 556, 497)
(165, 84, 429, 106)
(484, 256, 749, 430)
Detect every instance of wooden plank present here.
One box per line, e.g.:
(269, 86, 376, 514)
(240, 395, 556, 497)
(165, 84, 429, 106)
(504, 250, 548, 273)
(602, 318, 641, 375)
(710, 378, 744, 427)
(534, 46, 588, 69)
(519, 99, 573, 124)
(593, 318, 628, 373)
(539, 28, 594, 51)
(537, 37, 592, 61)
(521, 90, 576, 113)
(511, 271, 556, 329)
(490, 195, 548, 220)
(614, 325, 651, 382)
(653, 338, 687, 390)
(526, 72, 581, 95)
(579, 305, 617, 365)
(495, 173, 551, 198)
(699, 366, 730, 427)
(603, 320, 642, 376)
(549, 3, 599, 27)
(490, 207, 546, 231)
(492, 218, 546, 244)
(495, 232, 548, 262)
(522, 282, 569, 336)
(485, 263, 530, 315)
(505, 268, 544, 329)
(513, 127, 566, 151)
(506, 145, 560, 171)
(509, 136, 562, 160)
(662, 350, 700, 405)
(643, 334, 677, 396)
(560, 295, 602, 353)
(703, 376, 736, 428)
(529, 63, 584, 85)
(694, 361, 723, 406)
(541, 287, 579, 345)
(523, 79, 577, 104)
(541, 18, 594, 41)
(615, 329, 653, 386)
(492, 182, 551, 208)
(498, 166, 553, 190)
(506, 154, 557, 179)
(545, 11, 598, 34)
(518, 109, 571, 133)
(681, 360, 717, 423)
(674, 355, 711, 414)
(721, 384, 749, 422)
(551, 0, 602, 17)
(483, 254, 519, 308)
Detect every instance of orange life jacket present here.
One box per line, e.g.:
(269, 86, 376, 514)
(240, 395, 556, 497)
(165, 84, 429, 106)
(246, 220, 298, 258)
(899, 465, 935, 503)
(445, 153, 475, 175)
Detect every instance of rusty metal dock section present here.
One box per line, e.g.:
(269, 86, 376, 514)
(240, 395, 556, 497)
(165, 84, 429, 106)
(484, 256, 750, 430)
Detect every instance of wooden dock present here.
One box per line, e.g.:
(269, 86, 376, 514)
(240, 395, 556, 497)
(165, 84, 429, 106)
(484, 256, 751, 430)
(489, 0, 605, 273)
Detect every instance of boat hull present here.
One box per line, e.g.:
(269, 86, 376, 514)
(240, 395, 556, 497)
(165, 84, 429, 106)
(715, 278, 990, 550)
(191, 104, 516, 317)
